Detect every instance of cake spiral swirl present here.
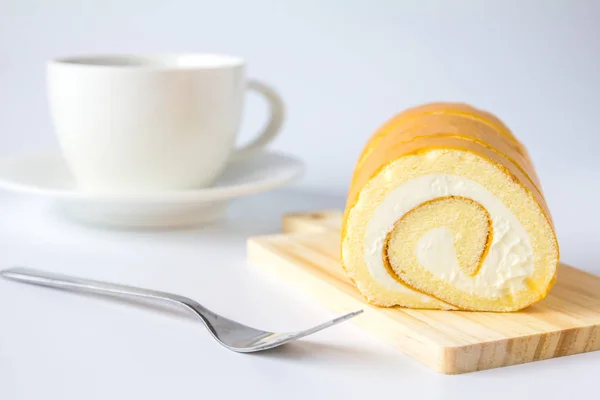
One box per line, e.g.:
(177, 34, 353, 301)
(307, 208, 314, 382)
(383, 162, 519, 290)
(341, 103, 559, 311)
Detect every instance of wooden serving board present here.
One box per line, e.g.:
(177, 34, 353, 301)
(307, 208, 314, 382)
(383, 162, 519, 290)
(247, 211, 600, 374)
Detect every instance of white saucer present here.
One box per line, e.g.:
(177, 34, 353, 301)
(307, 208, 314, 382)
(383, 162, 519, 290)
(0, 151, 304, 228)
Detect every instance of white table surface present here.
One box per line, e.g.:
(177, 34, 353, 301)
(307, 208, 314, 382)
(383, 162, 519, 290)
(1, 187, 599, 400)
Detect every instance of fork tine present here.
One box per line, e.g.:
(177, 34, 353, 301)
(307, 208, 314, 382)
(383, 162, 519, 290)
(295, 309, 364, 339)
(315, 309, 364, 332)
(236, 309, 364, 352)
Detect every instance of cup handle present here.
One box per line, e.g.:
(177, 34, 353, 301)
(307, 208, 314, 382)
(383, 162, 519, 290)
(231, 79, 285, 161)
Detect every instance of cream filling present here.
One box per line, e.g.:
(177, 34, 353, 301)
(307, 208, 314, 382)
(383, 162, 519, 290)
(364, 174, 534, 299)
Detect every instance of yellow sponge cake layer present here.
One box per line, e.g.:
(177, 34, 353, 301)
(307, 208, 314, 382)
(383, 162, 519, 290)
(341, 103, 559, 311)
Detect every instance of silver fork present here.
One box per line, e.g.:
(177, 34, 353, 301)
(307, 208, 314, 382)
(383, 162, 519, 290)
(1, 267, 362, 352)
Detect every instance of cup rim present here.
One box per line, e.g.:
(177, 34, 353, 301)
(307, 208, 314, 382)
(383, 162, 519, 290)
(49, 53, 245, 70)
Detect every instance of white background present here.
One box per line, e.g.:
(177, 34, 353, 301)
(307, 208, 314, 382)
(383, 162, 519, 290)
(1, 1, 600, 399)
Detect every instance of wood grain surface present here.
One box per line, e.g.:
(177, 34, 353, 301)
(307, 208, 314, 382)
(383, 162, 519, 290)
(247, 211, 600, 374)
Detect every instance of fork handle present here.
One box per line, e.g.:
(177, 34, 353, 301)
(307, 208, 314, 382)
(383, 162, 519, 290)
(1, 267, 207, 313)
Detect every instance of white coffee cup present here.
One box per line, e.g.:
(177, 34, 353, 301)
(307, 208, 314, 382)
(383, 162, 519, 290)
(47, 53, 284, 191)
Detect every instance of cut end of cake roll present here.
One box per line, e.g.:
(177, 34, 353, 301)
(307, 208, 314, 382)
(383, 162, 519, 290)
(341, 103, 559, 312)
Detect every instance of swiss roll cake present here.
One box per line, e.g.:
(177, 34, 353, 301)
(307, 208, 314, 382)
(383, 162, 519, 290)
(341, 103, 559, 311)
